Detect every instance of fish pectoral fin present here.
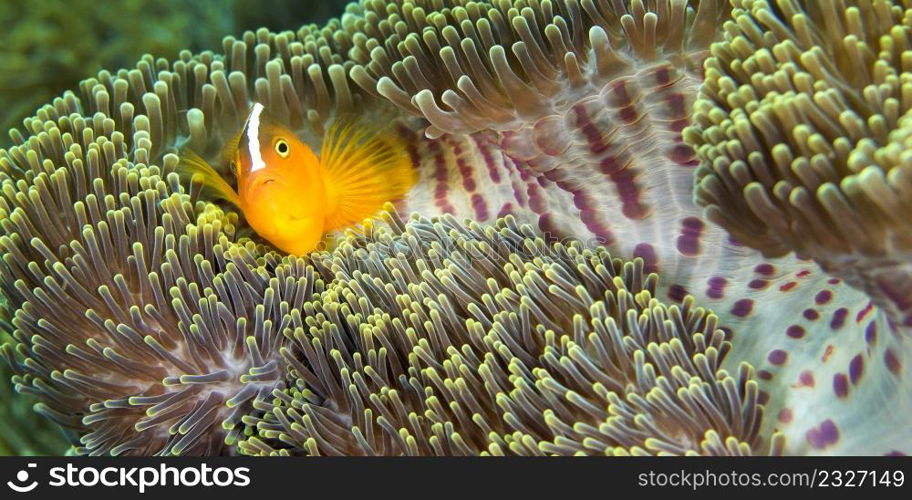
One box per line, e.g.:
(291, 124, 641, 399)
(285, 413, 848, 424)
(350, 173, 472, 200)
(319, 117, 416, 232)
(219, 130, 243, 176)
(176, 149, 241, 206)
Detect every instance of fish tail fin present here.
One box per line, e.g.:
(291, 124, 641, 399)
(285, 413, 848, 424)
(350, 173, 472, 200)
(176, 149, 241, 206)
(320, 116, 416, 232)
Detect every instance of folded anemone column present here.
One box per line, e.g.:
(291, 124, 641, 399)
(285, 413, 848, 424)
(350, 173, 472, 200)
(686, 0, 912, 328)
(350, 0, 730, 275)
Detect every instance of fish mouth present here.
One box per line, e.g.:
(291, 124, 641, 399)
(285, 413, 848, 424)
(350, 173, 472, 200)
(285, 212, 313, 222)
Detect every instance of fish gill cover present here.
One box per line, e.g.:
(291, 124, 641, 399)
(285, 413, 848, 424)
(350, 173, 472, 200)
(0, 0, 909, 456)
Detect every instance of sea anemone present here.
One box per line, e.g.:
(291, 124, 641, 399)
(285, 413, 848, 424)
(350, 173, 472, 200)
(0, 0, 910, 456)
(0, 138, 298, 454)
(685, 0, 912, 326)
(240, 212, 779, 456)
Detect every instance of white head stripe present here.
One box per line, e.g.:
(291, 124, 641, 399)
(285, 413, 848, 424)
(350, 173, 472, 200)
(246, 103, 266, 173)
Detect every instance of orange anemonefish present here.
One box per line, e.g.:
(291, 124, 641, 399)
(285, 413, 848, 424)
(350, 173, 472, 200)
(177, 103, 416, 255)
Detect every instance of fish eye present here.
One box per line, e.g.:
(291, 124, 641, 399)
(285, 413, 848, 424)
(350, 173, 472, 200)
(274, 139, 290, 158)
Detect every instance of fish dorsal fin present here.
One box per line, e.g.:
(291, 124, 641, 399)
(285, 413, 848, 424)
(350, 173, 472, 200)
(319, 116, 416, 232)
(176, 149, 241, 207)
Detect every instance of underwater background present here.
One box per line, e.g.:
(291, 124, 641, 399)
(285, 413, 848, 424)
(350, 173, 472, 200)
(1, 0, 910, 456)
